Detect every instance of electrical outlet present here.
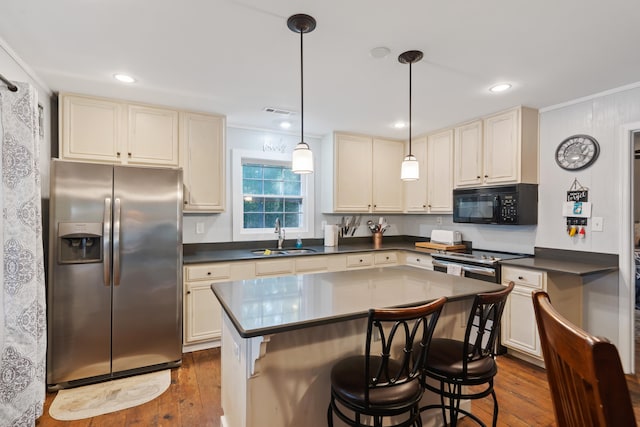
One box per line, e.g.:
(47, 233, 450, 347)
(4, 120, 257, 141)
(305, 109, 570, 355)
(592, 217, 603, 232)
(196, 222, 205, 234)
(436, 216, 443, 225)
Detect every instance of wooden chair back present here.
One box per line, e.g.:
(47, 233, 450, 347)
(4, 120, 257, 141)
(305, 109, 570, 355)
(532, 291, 636, 427)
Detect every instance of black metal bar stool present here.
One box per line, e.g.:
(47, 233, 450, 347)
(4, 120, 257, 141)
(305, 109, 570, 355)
(418, 282, 514, 427)
(327, 297, 447, 427)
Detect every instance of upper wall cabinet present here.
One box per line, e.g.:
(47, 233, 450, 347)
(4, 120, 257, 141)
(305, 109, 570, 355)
(404, 129, 454, 213)
(180, 112, 226, 212)
(60, 93, 179, 166)
(59, 93, 226, 212)
(454, 106, 539, 188)
(323, 132, 404, 213)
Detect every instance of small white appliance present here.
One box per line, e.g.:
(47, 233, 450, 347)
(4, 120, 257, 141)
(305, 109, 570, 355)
(430, 230, 462, 245)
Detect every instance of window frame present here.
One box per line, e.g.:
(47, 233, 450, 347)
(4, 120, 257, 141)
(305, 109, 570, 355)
(232, 149, 314, 242)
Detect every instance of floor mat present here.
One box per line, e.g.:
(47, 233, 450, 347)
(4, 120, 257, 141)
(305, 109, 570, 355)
(49, 369, 171, 420)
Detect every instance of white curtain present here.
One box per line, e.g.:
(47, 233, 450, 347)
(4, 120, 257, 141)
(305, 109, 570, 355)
(0, 82, 46, 426)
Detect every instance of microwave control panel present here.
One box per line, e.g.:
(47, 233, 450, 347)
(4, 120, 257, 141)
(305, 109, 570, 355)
(499, 195, 518, 223)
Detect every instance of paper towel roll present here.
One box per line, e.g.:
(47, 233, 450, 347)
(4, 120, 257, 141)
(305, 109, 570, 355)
(324, 225, 338, 247)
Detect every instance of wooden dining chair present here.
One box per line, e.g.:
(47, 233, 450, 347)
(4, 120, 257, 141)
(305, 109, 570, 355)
(532, 290, 636, 427)
(327, 297, 447, 427)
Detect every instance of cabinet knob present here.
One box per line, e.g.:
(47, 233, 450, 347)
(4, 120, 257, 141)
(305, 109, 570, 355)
(359, 259, 363, 263)
(207, 272, 212, 275)
(128, 152, 132, 157)
(476, 175, 481, 179)
(422, 204, 426, 208)
(484, 175, 489, 178)
(184, 201, 188, 205)
(116, 152, 121, 157)
(186, 290, 191, 295)
(416, 258, 420, 262)
(428, 204, 432, 208)
(386, 256, 389, 260)
(518, 276, 524, 280)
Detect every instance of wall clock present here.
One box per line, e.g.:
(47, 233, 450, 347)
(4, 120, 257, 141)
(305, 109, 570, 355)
(555, 134, 600, 171)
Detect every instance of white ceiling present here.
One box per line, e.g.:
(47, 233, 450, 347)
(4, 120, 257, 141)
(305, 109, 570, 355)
(1, 0, 639, 139)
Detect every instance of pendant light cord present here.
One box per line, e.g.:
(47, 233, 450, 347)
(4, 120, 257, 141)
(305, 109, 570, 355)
(408, 60, 412, 156)
(300, 29, 304, 143)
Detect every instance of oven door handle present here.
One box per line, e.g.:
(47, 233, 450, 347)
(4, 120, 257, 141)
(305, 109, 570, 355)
(432, 259, 496, 278)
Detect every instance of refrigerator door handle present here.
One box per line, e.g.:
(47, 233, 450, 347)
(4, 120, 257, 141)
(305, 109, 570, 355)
(113, 198, 121, 286)
(103, 197, 111, 286)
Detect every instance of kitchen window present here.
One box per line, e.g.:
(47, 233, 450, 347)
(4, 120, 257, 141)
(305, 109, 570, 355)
(232, 149, 314, 241)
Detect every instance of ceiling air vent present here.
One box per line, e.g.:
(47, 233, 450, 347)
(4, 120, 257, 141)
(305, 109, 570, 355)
(263, 107, 294, 116)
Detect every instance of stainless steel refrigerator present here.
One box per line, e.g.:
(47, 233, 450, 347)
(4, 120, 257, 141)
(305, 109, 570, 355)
(47, 159, 183, 389)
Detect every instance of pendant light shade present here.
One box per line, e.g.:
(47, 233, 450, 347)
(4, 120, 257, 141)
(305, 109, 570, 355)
(288, 14, 316, 174)
(399, 50, 423, 181)
(400, 154, 419, 181)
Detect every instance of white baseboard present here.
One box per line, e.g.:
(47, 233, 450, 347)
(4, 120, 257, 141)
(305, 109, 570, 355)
(182, 339, 220, 353)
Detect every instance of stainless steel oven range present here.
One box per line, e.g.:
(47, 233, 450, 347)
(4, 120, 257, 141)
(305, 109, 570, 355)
(431, 250, 528, 283)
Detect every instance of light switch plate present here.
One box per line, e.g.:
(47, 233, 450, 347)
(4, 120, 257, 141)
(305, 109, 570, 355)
(592, 217, 603, 232)
(196, 222, 205, 234)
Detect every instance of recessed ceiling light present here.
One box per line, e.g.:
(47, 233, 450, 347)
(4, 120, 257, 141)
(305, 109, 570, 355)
(394, 121, 406, 129)
(114, 74, 136, 84)
(279, 121, 292, 129)
(370, 47, 391, 59)
(489, 83, 512, 93)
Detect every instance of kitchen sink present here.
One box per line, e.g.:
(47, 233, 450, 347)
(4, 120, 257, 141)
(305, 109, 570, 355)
(251, 249, 287, 255)
(282, 248, 316, 254)
(250, 248, 316, 255)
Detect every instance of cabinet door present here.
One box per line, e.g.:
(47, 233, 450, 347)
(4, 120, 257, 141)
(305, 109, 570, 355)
(501, 285, 542, 358)
(403, 136, 428, 212)
(484, 109, 519, 184)
(60, 94, 123, 163)
(181, 112, 226, 212)
(427, 130, 454, 213)
(372, 138, 404, 212)
(127, 104, 179, 166)
(334, 134, 373, 212)
(184, 282, 222, 343)
(454, 120, 483, 188)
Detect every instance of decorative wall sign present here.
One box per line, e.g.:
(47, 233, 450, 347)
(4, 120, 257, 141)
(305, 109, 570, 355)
(566, 179, 589, 226)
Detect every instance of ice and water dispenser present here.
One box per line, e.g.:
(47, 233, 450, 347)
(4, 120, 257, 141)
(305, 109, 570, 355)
(57, 222, 103, 264)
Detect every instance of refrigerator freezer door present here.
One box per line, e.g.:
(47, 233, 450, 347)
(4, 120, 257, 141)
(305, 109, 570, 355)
(111, 166, 183, 373)
(47, 161, 114, 385)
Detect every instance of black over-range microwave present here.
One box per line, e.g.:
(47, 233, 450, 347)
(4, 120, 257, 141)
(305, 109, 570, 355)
(452, 183, 538, 225)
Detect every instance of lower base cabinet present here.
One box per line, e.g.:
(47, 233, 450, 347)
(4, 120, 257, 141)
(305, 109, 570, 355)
(182, 250, 426, 350)
(185, 282, 223, 343)
(501, 266, 583, 365)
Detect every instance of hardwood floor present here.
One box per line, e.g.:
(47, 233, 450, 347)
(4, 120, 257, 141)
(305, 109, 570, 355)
(37, 348, 640, 427)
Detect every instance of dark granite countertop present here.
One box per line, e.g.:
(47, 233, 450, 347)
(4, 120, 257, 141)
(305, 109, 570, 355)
(184, 236, 440, 264)
(211, 265, 504, 338)
(500, 247, 618, 276)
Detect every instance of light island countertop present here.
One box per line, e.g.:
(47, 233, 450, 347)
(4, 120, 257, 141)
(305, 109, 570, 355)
(211, 265, 504, 338)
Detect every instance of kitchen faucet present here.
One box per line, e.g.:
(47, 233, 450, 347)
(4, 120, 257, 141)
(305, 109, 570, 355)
(275, 218, 285, 249)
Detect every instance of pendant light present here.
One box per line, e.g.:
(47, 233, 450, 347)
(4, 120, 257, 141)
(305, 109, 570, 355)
(288, 14, 316, 174)
(399, 50, 423, 181)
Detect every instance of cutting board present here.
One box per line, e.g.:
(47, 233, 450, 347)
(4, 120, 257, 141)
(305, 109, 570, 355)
(415, 241, 466, 251)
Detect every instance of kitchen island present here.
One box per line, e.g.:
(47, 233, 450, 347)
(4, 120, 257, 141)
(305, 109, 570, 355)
(211, 266, 504, 427)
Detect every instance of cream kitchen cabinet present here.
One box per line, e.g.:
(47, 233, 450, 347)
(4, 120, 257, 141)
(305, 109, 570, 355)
(454, 107, 538, 188)
(404, 130, 454, 213)
(180, 112, 226, 212)
(453, 120, 484, 187)
(183, 263, 231, 345)
(501, 265, 582, 366)
(127, 104, 179, 166)
(326, 133, 404, 213)
(401, 253, 433, 270)
(59, 94, 123, 163)
(59, 93, 180, 167)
